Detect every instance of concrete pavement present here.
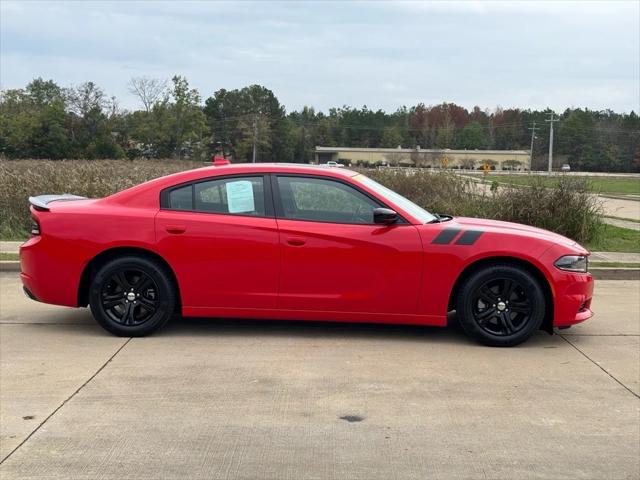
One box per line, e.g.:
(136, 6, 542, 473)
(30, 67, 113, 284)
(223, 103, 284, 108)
(602, 216, 640, 231)
(0, 272, 639, 479)
(601, 197, 640, 223)
(468, 177, 640, 225)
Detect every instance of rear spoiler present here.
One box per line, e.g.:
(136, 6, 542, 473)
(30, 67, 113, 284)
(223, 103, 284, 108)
(29, 194, 87, 212)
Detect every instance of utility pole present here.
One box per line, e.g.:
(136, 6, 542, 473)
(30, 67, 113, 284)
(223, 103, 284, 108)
(252, 115, 258, 163)
(546, 113, 559, 173)
(528, 121, 538, 170)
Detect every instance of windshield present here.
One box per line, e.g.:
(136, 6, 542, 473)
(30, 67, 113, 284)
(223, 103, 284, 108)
(353, 174, 437, 224)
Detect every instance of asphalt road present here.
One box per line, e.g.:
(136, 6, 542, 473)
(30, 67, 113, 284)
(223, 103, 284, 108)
(0, 272, 638, 480)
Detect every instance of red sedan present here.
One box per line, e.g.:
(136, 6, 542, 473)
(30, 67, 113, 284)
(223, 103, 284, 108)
(20, 163, 594, 346)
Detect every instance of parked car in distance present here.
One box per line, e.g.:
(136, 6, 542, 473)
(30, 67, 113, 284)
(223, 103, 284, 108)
(21, 163, 593, 346)
(325, 160, 345, 167)
(561, 164, 571, 172)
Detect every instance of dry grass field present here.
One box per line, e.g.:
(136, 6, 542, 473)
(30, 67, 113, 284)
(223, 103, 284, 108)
(1, 159, 604, 246)
(0, 159, 202, 239)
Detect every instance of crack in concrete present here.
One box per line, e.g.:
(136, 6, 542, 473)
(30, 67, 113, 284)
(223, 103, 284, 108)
(560, 334, 640, 400)
(0, 322, 90, 326)
(561, 333, 640, 337)
(0, 337, 132, 465)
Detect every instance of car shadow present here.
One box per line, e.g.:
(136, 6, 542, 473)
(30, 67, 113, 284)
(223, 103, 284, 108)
(5, 306, 472, 344)
(156, 311, 475, 346)
(13, 307, 555, 348)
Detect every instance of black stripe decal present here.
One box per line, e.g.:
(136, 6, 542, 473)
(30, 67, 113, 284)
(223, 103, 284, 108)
(455, 230, 484, 245)
(431, 228, 462, 245)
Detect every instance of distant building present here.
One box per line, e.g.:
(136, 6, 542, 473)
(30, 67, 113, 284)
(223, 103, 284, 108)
(314, 146, 531, 171)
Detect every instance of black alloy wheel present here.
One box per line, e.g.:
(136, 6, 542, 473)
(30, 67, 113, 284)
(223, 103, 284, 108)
(471, 277, 532, 336)
(89, 256, 176, 337)
(100, 269, 159, 326)
(456, 264, 545, 347)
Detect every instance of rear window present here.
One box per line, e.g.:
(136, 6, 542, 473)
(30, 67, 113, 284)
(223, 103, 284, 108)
(168, 185, 193, 210)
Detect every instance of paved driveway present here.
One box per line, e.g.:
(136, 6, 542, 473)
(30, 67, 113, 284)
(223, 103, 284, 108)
(601, 196, 640, 222)
(0, 273, 638, 479)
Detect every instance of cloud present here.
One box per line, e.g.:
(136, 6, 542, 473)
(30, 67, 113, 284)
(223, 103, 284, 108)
(1, 0, 638, 113)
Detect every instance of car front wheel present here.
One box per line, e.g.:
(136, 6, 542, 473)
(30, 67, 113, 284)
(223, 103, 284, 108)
(89, 256, 176, 337)
(456, 264, 546, 347)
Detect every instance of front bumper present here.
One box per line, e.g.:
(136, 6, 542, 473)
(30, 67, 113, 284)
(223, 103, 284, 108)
(538, 244, 595, 328)
(552, 271, 594, 327)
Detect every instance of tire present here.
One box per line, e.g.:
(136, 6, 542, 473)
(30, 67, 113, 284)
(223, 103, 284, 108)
(89, 255, 176, 337)
(456, 264, 545, 347)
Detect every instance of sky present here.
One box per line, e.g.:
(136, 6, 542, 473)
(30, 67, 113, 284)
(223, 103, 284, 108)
(1, 0, 639, 114)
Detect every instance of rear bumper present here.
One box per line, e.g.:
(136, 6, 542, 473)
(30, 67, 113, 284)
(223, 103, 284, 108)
(20, 236, 83, 307)
(22, 284, 39, 301)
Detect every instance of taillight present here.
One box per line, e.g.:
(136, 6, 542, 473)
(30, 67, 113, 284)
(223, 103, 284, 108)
(31, 218, 41, 236)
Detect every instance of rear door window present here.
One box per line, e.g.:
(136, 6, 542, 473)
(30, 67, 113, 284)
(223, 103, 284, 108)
(167, 176, 266, 217)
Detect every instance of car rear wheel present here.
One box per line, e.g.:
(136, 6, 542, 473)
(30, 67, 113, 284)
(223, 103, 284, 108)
(456, 264, 545, 347)
(89, 256, 176, 337)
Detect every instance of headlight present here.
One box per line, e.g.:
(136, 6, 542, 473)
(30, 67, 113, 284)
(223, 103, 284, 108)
(555, 255, 588, 273)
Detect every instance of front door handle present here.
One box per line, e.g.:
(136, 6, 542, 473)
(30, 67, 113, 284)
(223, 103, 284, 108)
(286, 236, 306, 246)
(166, 225, 186, 234)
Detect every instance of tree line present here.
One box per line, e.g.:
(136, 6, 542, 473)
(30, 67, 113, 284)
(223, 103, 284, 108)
(1, 76, 639, 171)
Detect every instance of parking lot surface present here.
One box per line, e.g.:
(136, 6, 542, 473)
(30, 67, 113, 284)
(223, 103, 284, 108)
(0, 272, 638, 480)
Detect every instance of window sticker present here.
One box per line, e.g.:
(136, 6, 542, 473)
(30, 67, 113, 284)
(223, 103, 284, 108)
(226, 180, 255, 213)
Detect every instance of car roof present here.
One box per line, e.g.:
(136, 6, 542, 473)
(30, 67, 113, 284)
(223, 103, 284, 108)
(158, 162, 360, 187)
(197, 162, 358, 178)
(105, 163, 361, 207)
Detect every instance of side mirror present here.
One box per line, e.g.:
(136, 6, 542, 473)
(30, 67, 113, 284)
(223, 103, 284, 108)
(373, 207, 398, 225)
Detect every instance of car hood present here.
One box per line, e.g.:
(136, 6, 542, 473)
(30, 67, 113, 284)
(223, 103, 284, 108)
(443, 217, 587, 252)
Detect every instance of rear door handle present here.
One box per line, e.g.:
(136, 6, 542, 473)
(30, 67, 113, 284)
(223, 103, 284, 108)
(286, 236, 306, 246)
(166, 225, 186, 234)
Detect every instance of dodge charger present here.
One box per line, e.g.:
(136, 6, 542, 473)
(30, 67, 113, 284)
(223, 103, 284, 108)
(20, 162, 594, 346)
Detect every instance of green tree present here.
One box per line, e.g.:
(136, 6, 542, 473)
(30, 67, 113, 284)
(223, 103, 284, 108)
(434, 109, 455, 148)
(64, 82, 125, 159)
(557, 109, 598, 170)
(435, 125, 454, 148)
(288, 106, 317, 162)
(456, 121, 488, 149)
(204, 84, 287, 162)
(492, 108, 525, 149)
(0, 78, 70, 158)
(380, 127, 404, 148)
(0, 76, 638, 172)
(170, 75, 205, 159)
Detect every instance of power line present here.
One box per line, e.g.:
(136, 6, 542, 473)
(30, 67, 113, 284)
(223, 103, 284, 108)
(205, 113, 640, 136)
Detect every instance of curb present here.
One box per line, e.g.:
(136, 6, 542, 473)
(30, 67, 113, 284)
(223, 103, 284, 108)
(590, 268, 640, 280)
(1, 261, 638, 280)
(0, 261, 20, 272)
